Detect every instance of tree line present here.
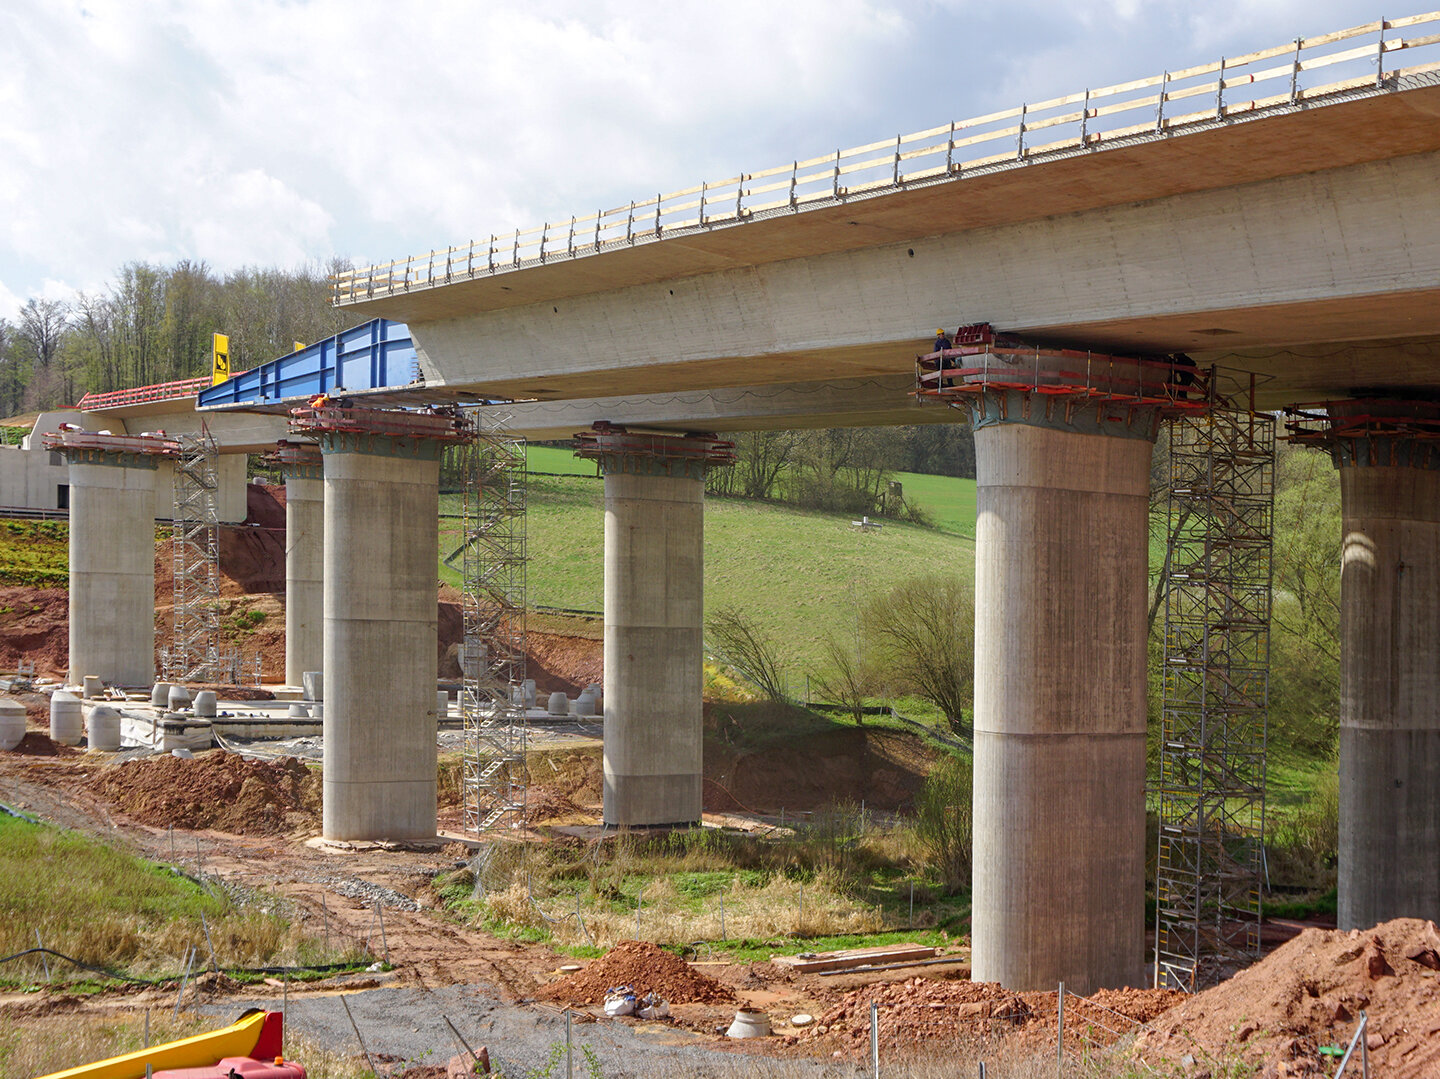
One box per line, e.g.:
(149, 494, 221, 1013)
(707, 423, 976, 515)
(0, 259, 361, 416)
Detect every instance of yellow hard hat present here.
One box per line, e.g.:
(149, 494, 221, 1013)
(935, 328, 946, 336)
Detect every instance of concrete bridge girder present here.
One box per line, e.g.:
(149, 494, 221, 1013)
(407, 149, 1440, 410)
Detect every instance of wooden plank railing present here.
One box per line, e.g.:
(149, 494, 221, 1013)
(334, 12, 1440, 305)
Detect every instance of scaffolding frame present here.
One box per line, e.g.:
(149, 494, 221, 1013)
(460, 413, 529, 835)
(165, 427, 222, 684)
(1154, 375, 1274, 992)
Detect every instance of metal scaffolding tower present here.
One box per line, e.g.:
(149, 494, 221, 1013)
(1154, 376, 1274, 991)
(460, 413, 529, 835)
(165, 427, 222, 684)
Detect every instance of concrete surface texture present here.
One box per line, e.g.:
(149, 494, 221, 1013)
(1336, 461, 1440, 930)
(970, 418, 1152, 994)
(395, 146, 1440, 410)
(285, 473, 324, 686)
(601, 465, 705, 826)
(320, 441, 442, 841)
(66, 457, 158, 687)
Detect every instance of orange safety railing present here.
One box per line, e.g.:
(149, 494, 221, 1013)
(76, 375, 220, 411)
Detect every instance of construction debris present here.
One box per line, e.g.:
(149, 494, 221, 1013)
(773, 942, 938, 974)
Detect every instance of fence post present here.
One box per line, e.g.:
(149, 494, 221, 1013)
(635, 887, 644, 940)
(566, 1008, 574, 1079)
(870, 1000, 880, 1079)
(1057, 981, 1064, 1075)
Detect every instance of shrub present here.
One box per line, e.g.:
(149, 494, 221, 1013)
(913, 754, 973, 892)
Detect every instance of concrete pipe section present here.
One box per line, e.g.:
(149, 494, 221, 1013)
(293, 406, 471, 842)
(968, 391, 1160, 994)
(43, 429, 176, 687)
(1292, 399, 1440, 929)
(271, 441, 324, 687)
(574, 423, 735, 828)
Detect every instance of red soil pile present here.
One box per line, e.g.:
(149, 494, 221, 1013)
(808, 978, 1184, 1060)
(88, 750, 320, 835)
(524, 785, 588, 823)
(0, 586, 68, 678)
(6, 731, 78, 757)
(536, 941, 734, 1005)
(1132, 917, 1440, 1077)
(806, 978, 1033, 1055)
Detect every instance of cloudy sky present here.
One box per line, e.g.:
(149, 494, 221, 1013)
(0, 0, 1403, 319)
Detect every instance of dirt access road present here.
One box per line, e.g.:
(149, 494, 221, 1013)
(0, 751, 909, 1075)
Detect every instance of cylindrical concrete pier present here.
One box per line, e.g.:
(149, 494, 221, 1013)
(284, 471, 324, 686)
(319, 432, 443, 841)
(1329, 424, 1440, 929)
(66, 455, 160, 687)
(576, 425, 734, 828)
(602, 468, 705, 826)
(970, 401, 1155, 993)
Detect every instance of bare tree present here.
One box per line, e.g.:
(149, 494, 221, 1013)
(864, 575, 975, 740)
(814, 633, 880, 725)
(16, 298, 68, 368)
(706, 606, 788, 702)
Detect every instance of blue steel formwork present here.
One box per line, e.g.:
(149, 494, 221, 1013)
(197, 318, 418, 410)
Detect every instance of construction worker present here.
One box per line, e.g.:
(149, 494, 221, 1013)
(933, 328, 953, 354)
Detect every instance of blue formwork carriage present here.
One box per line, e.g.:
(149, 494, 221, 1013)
(197, 318, 417, 409)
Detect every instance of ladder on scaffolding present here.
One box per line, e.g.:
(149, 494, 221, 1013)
(165, 427, 221, 684)
(1154, 374, 1274, 991)
(460, 414, 529, 835)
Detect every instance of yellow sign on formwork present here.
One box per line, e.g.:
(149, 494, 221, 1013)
(211, 333, 231, 385)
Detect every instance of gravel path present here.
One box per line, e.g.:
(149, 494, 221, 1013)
(204, 986, 848, 1077)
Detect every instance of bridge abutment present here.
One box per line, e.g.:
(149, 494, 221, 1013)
(970, 394, 1157, 993)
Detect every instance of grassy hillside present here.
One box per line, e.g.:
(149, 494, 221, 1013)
(443, 469, 975, 679)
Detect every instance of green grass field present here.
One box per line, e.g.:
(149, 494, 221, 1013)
(443, 468, 976, 678)
(891, 470, 977, 538)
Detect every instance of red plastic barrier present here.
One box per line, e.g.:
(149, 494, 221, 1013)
(152, 1058, 305, 1079)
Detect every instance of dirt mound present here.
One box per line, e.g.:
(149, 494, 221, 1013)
(809, 978, 1184, 1060)
(88, 750, 320, 835)
(524, 786, 589, 823)
(0, 586, 68, 677)
(5, 731, 78, 757)
(1132, 917, 1440, 1077)
(807, 977, 1033, 1056)
(536, 941, 734, 1005)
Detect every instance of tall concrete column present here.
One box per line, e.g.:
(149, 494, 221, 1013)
(970, 395, 1157, 994)
(1311, 400, 1440, 929)
(309, 415, 453, 842)
(576, 425, 734, 827)
(52, 437, 168, 687)
(277, 443, 324, 686)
